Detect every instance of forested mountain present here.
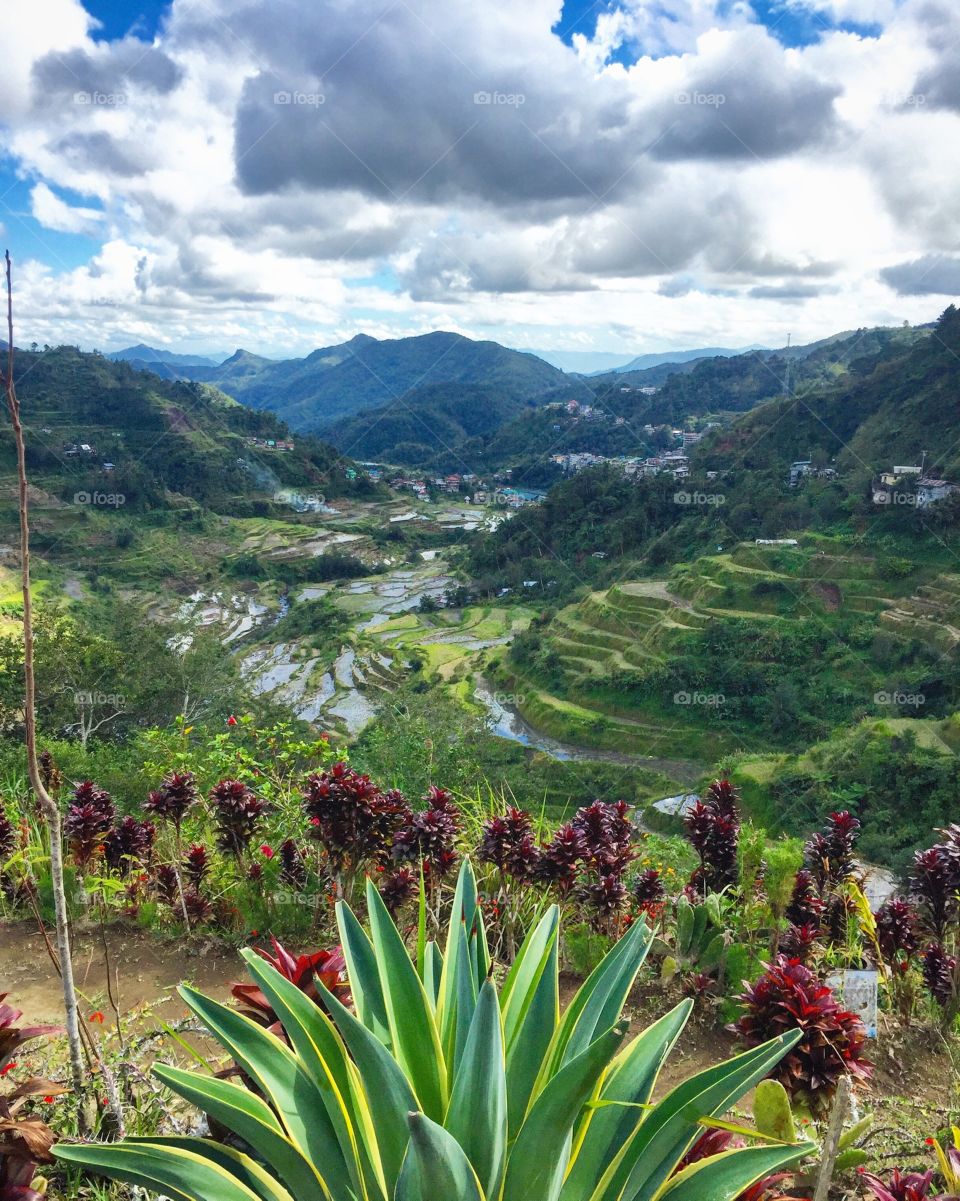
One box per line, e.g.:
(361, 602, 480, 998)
(177, 331, 571, 431)
(107, 344, 225, 367)
(466, 307, 960, 589)
(0, 345, 370, 513)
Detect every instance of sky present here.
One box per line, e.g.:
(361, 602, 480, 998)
(0, 0, 958, 360)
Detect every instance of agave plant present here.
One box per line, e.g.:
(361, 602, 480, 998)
(56, 860, 812, 1201)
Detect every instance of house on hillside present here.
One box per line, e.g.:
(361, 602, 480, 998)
(789, 460, 812, 487)
(917, 478, 958, 507)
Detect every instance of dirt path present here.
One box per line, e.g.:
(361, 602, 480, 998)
(0, 922, 239, 1027)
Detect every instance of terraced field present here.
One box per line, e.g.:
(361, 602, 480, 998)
(491, 537, 960, 763)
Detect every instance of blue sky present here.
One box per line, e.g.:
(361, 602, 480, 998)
(84, 0, 170, 40)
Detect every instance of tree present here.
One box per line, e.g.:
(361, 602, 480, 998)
(1, 252, 84, 1096)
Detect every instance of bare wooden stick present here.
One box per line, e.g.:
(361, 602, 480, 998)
(813, 1075, 851, 1201)
(2, 250, 85, 1096)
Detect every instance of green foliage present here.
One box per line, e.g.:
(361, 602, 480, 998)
(56, 860, 811, 1201)
(0, 345, 368, 515)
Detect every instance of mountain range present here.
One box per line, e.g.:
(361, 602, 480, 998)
(98, 321, 941, 470)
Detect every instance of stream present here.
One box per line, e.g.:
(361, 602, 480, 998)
(472, 678, 704, 784)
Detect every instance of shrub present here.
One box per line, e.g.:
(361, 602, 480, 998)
(57, 861, 814, 1201)
(209, 778, 268, 859)
(145, 770, 199, 835)
(103, 816, 156, 876)
(64, 780, 115, 870)
(684, 778, 741, 894)
(732, 955, 872, 1115)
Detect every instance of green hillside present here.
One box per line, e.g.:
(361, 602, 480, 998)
(489, 536, 960, 773)
(0, 345, 372, 514)
(731, 712, 960, 871)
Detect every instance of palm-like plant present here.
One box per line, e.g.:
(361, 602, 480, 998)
(55, 860, 811, 1201)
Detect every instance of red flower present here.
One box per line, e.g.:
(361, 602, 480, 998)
(250, 929, 259, 937)
(0, 1061, 16, 1076)
(88, 1011, 105, 1024)
(226, 715, 238, 726)
(319, 732, 330, 741)
(43, 1095, 55, 1103)
(260, 844, 275, 859)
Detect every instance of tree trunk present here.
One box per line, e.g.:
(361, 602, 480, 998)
(2, 251, 85, 1096)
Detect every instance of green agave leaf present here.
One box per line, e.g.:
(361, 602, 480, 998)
(539, 917, 652, 1092)
(152, 1065, 327, 1201)
(838, 1114, 872, 1150)
(445, 980, 508, 1201)
(450, 918, 480, 1071)
(320, 982, 419, 1199)
(560, 1001, 692, 1201)
(835, 1148, 870, 1171)
(424, 941, 443, 1007)
(592, 1032, 803, 1201)
(417, 864, 428, 982)
(239, 951, 378, 1201)
(437, 860, 481, 1067)
(396, 1113, 486, 1201)
(337, 900, 391, 1047)
(122, 1138, 301, 1201)
(500, 906, 560, 1052)
(502, 908, 560, 1135)
(178, 985, 355, 1201)
(502, 1022, 628, 1201)
(365, 878, 448, 1121)
(55, 1139, 293, 1201)
(656, 1141, 813, 1201)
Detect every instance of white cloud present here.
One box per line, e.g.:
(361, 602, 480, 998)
(29, 182, 103, 234)
(0, 0, 956, 355)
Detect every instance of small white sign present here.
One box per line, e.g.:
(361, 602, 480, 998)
(826, 969, 879, 1038)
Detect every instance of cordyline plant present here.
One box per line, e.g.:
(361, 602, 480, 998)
(909, 826, 960, 1019)
(857, 1167, 952, 1201)
(684, 779, 741, 895)
(210, 779, 269, 860)
(391, 785, 460, 884)
(103, 815, 156, 877)
(56, 859, 814, 1201)
(146, 770, 200, 926)
(0, 994, 67, 1201)
(231, 937, 351, 1037)
(64, 780, 115, 872)
(303, 765, 410, 898)
(732, 955, 872, 1117)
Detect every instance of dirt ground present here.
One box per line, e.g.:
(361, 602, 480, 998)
(0, 921, 240, 1028)
(3, 922, 955, 1139)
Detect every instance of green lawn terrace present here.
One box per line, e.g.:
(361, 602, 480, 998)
(491, 535, 960, 766)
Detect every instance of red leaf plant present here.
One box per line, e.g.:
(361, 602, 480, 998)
(731, 956, 872, 1116)
(0, 995, 66, 1201)
(231, 937, 352, 1036)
